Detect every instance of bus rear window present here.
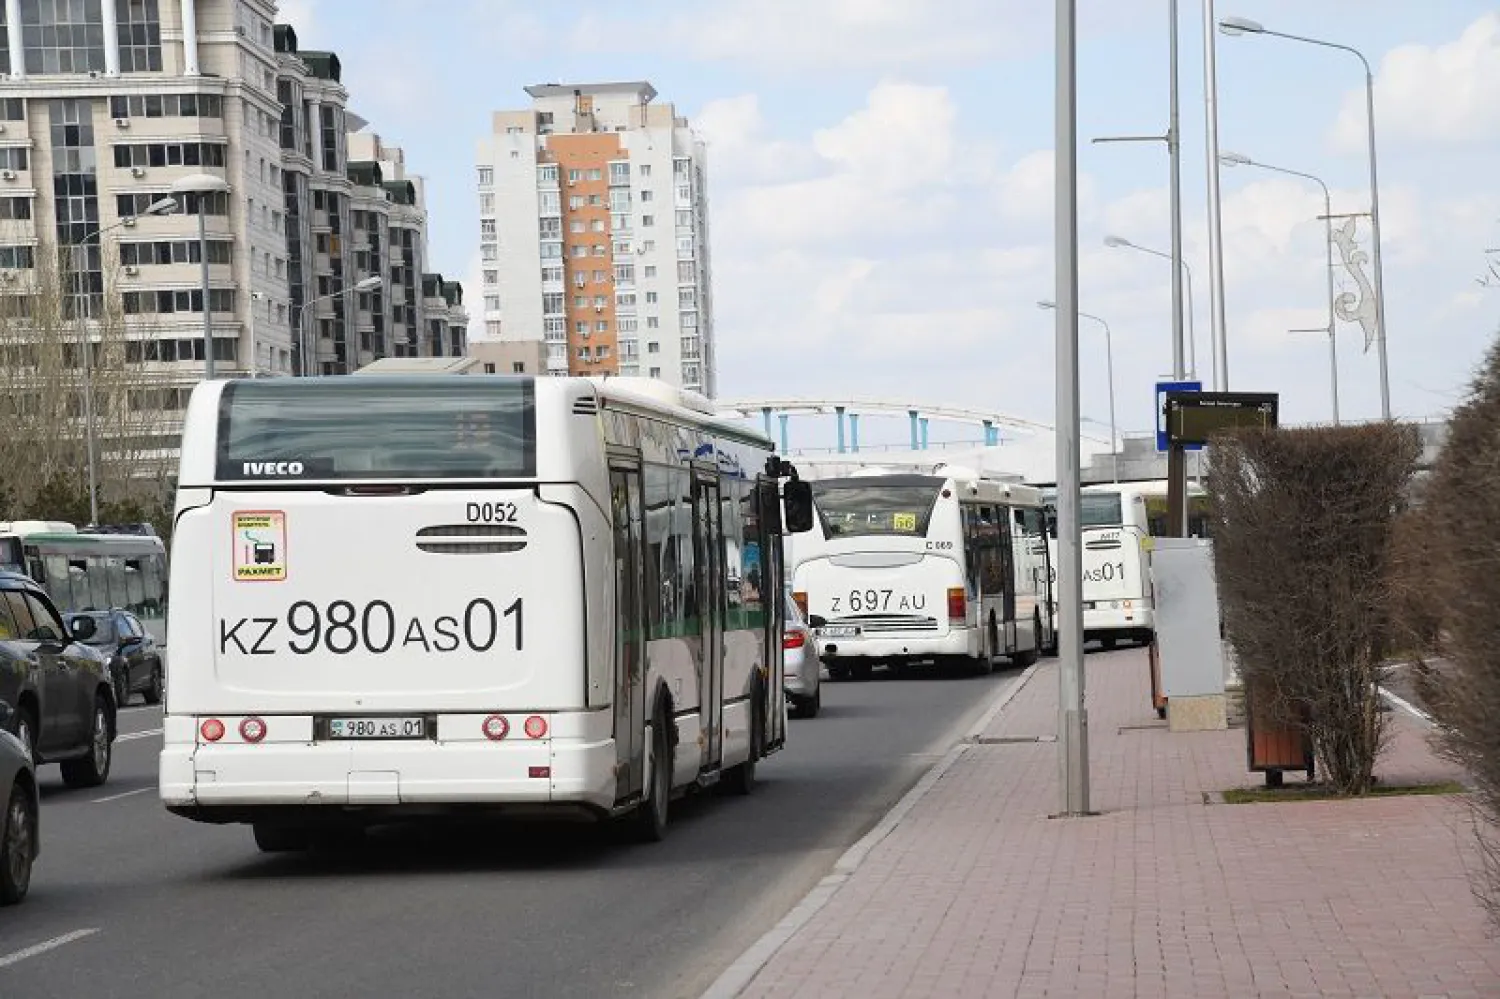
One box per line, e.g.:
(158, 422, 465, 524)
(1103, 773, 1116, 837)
(216, 378, 537, 481)
(812, 484, 940, 538)
(0, 537, 20, 572)
(1080, 492, 1123, 528)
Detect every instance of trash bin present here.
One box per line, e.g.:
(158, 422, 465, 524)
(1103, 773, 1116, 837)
(1244, 675, 1314, 787)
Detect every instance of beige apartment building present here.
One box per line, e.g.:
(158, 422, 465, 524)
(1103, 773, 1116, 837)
(474, 81, 716, 396)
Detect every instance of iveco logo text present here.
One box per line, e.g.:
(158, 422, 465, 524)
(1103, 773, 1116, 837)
(242, 461, 304, 476)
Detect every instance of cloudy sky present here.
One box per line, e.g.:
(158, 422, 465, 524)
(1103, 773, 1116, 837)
(279, 0, 1499, 451)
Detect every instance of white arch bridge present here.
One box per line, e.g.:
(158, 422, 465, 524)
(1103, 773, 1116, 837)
(713, 397, 1111, 455)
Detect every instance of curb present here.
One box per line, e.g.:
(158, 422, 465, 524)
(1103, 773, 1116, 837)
(698, 660, 1046, 999)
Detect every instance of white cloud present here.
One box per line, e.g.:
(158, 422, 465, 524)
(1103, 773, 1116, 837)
(565, 0, 1134, 72)
(275, 0, 317, 33)
(705, 77, 1499, 438)
(1332, 11, 1500, 150)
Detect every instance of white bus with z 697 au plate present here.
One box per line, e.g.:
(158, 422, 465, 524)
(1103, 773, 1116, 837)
(158, 375, 815, 851)
(789, 467, 1055, 681)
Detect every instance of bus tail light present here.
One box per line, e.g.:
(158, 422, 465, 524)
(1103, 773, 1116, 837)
(238, 717, 267, 743)
(792, 591, 808, 617)
(482, 714, 510, 741)
(947, 587, 966, 622)
(200, 718, 225, 742)
(783, 630, 806, 650)
(523, 715, 548, 739)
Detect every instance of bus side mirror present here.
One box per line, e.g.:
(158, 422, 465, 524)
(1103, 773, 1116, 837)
(783, 479, 814, 534)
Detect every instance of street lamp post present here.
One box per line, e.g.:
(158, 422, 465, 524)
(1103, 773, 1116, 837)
(169, 173, 230, 380)
(1219, 151, 1340, 424)
(1053, 0, 1089, 818)
(1039, 301, 1117, 484)
(293, 275, 382, 377)
(1203, 0, 1230, 391)
(1103, 235, 1198, 380)
(1219, 15, 1390, 420)
(75, 196, 177, 524)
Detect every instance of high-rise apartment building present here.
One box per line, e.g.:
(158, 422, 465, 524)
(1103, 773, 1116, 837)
(475, 81, 716, 396)
(0, 1, 462, 477)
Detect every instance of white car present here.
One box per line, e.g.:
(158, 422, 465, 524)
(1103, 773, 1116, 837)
(784, 591, 823, 718)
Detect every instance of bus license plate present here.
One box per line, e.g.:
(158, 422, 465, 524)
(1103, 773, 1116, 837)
(818, 625, 860, 638)
(328, 717, 425, 739)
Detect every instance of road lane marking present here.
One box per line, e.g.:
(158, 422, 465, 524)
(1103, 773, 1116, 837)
(1378, 685, 1434, 725)
(92, 786, 153, 804)
(0, 928, 100, 969)
(115, 728, 162, 743)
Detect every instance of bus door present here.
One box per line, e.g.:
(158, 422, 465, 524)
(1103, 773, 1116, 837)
(609, 461, 648, 800)
(755, 476, 786, 752)
(692, 471, 725, 770)
(996, 506, 1018, 649)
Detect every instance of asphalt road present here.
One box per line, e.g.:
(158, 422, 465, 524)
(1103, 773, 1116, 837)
(0, 662, 1024, 999)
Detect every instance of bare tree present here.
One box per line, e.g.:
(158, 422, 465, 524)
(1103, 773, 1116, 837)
(1207, 423, 1421, 796)
(1408, 329, 1500, 928)
(0, 236, 178, 522)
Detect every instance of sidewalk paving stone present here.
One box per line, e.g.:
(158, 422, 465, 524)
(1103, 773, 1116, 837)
(731, 648, 1499, 998)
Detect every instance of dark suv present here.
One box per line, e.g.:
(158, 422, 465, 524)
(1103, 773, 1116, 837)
(0, 571, 117, 787)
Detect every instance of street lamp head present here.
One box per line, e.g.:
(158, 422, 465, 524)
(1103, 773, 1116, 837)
(168, 172, 231, 194)
(1102, 235, 1133, 249)
(1218, 15, 1265, 37)
(1218, 151, 1252, 167)
(1036, 300, 1057, 311)
(353, 276, 383, 292)
(144, 196, 178, 216)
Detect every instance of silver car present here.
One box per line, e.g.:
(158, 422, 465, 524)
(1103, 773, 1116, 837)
(784, 591, 823, 718)
(0, 700, 38, 905)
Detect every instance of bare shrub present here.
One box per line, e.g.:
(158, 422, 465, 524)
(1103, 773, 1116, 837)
(1207, 423, 1421, 796)
(1414, 333, 1500, 927)
(0, 242, 178, 521)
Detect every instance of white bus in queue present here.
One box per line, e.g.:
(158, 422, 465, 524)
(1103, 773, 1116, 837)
(0, 522, 169, 652)
(789, 467, 1054, 681)
(1034, 479, 1211, 648)
(159, 375, 814, 850)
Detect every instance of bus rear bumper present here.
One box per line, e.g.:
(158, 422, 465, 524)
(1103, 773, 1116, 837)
(818, 627, 974, 661)
(1084, 603, 1153, 640)
(159, 733, 618, 819)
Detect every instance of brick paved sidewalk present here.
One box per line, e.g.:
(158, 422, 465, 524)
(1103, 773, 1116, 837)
(723, 649, 1499, 999)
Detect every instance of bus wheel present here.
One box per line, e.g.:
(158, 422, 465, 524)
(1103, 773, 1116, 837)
(630, 706, 672, 842)
(253, 821, 312, 853)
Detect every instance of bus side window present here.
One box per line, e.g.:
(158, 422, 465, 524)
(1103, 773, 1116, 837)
(42, 555, 73, 609)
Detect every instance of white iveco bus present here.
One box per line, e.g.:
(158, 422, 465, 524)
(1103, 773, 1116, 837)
(159, 375, 812, 850)
(1036, 479, 1211, 648)
(789, 467, 1054, 680)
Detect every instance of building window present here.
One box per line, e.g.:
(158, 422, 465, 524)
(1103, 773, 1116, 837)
(512, 361, 525, 373)
(480, 193, 495, 213)
(586, 168, 602, 181)
(484, 362, 497, 373)
(569, 219, 585, 234)
(483, 269, 497, 285)
(23, 0, 108, 74)
(483, 294, 500, 311)
(569, 195, 584, 210)
(609, 162, 630, 184)
(677, 260, 695, 282)
(539, 217, 561, 238)
(641, 190, 653, 202)
(644, 265, 657, 278)
(485, 321, 501, 336)
(480, 244, 497, 262)
(647, 317, 659, 329)
(480, 219, 497, 236)
(649, 366, 661, 378)
(478, 166, 493, 185)
(537, 164, 558, 185)
(640, 165, 652, 177)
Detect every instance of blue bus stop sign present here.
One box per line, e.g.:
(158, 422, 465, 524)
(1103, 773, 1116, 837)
(1156, 380, 1203, 452)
